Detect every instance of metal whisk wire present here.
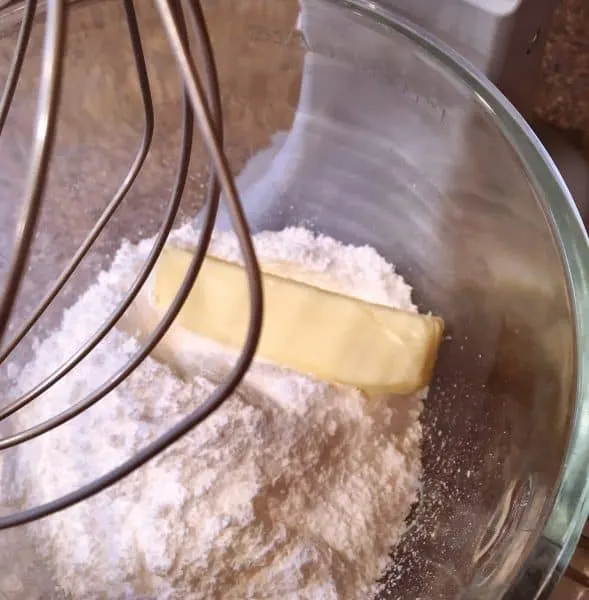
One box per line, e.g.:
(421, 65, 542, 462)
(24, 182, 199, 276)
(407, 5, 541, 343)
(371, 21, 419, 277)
(0, 0, 263, 529)
(0, 0, 154, 368)
(0, 0, 36, 136)
(0, 0, 156, 423)
(0, 0, 64, 340)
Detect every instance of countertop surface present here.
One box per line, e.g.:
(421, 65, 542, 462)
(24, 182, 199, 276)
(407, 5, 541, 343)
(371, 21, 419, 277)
(535, 0, 589, 156)
(532, 0, 589, 227)
(539, 2, 589, 597)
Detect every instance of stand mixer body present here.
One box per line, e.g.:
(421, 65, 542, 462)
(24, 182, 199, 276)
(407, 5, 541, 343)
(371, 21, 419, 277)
(382, 0, 558, 118)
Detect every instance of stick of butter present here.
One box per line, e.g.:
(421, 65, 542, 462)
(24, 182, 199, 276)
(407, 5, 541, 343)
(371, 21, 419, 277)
(152, 246, 444, 394)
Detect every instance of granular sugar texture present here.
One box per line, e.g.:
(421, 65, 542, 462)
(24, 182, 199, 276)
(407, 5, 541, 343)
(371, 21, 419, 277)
(6, 226, 425, 599)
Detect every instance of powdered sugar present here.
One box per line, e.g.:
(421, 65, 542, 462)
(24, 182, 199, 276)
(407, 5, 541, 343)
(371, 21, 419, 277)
(6, 225, 425, 599)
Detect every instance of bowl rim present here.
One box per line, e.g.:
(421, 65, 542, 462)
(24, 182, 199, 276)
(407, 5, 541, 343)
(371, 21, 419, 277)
(334, 0, 589, 596)
(1, 0, 586, 595)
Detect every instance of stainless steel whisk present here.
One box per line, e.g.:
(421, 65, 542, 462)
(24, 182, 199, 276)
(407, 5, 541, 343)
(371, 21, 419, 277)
(0, 0, 263, 528)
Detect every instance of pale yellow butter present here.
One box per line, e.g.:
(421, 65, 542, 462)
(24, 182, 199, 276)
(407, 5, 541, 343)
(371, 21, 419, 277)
(152, 246, 444, 394)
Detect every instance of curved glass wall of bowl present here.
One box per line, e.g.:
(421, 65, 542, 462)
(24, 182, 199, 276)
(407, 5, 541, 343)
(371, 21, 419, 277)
(533, 123, 589, 225)
(0, 0, 586, 598)
(209, 0, 589, 598)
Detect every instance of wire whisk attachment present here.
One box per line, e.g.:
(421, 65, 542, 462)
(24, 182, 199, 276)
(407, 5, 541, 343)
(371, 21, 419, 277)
(0, 0, 263, 528)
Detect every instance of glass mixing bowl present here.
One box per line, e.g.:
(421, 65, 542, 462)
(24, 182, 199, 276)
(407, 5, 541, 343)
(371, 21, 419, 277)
(0, 0, 587, 598)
